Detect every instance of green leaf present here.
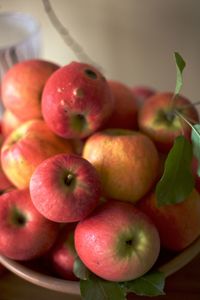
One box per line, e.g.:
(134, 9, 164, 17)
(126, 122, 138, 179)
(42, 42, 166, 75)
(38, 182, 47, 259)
(124, 271, 165, 297)
(191, 124, 200, 176)
(80, 275, 126, 300)
(174, 52, 186, 96)
(156, 135, 194, 206)
(73, 256, 91, 280)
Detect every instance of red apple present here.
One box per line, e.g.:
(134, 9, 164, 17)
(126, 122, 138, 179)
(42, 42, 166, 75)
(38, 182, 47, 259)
(1, 109, 24, 137)
(41, 61, 114, 139)
(75, 200, 160, 282)
(83, 129, 160, 203)
(138, 92, 199, 152)
(0, 189, 59, 260)
(30, 153, 101, 222)
(1, 119, 75, 189)
(137, 189, 200, 251)
(48, 224, 77, 280)
(131, 85, 155, 109)
(1, 59, 59, 121)
(102, 80, 138, 130)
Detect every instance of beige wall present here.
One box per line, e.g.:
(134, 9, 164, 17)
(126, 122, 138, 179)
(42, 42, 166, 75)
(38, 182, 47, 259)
(0, 0, 200, 102)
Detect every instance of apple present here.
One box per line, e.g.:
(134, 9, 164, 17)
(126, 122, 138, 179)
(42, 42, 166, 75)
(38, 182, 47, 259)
(83, 129, 160, 203)
(1, 119, 75, 189)
(48, 223, 77, 280)
(1, 59, 59, 121)
(138, 92, 199, 152)
(41, 61, 114, 139)
(0, 163, 13, 194)
(131, 85, 155, 109)
(137, 189, 200, 251)
(1, 109, 23, 137)
(29, 153, 101, 222)
(0, 189, 59, 260)
(102, 80, 138, 130)
(75, 199, 160, 282)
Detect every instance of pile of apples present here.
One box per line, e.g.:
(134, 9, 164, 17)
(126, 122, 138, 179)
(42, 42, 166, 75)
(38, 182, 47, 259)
(0, 58, 200, 284)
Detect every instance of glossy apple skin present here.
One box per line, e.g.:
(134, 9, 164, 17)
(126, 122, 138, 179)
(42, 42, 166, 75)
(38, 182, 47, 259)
(42, 61, 114, 139)
(48, 224, 77, 280)
(83, 129, 160, 203)
(1, 109, 23, 137)
(1, 59, 59, 121)
(137, 189, 200, 251)
(138, 92, 199, 152)
(75, 200, 160, 282)
(1, 119, 74, 189)
(102, 80, 138, 130)
(0, 189, 59, 260)
(30, 154, 101, 222)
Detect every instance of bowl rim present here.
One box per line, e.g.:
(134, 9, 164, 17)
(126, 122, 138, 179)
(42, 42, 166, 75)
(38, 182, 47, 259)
(0, 236, 200, 295)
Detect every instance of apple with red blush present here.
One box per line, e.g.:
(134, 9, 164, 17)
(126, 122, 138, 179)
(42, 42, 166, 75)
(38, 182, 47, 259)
(48, 223, 78, 280)
(0, 189, 59, 260)
(1, 59, 59, 121)
(137, 189, 200, 251)
(138, 92, 199, 152)
(41, 61, 114, 139)
(102, 80, 138, 130)
(30, 153, 101, 222)
(1, 119, 75, 189)
(75, 199, 160, 282)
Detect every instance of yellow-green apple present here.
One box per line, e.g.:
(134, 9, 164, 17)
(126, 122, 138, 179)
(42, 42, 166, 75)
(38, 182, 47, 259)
(83, 129, 160, 203)
(131, 85, 155, 109)
(74, 199, 160, 282)
(0, 189, 59, 260)
(41, 61, 114, 139)
(30, 153, 101, 222)
(138, 92, 199, 152)
(1, 119, 75, 189)
(1, 59, 59, 121)
(1, 109, 24, 137)
(48, 223, 77, 280)
(137, 189, 200, 251)
(102, 80, 138, 130)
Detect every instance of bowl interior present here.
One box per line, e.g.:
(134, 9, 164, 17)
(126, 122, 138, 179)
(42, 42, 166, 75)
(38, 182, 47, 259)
(0, 236, 200, 295)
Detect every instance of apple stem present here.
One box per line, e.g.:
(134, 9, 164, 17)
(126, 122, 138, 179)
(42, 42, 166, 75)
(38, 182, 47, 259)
(65, 173, 74, 186)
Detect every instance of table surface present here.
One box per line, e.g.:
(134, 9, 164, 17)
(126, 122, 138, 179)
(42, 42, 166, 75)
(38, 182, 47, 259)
(0, 253, 200, 300)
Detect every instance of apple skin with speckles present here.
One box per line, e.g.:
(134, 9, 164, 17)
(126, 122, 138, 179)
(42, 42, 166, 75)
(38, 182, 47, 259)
(41, 61, 114, 139)
(83, 129, 160, 203)
(74, 199, 160, 282)
(1, 119, 75, 189)
(29, 153, 101, 223)
(1, 59, 59, 121)
(0, 189, 59, 261)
